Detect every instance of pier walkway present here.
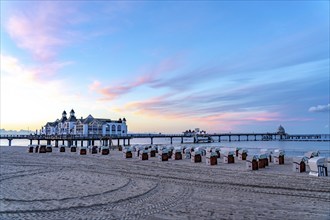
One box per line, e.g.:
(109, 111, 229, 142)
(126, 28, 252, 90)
(0, 132, 329, 146)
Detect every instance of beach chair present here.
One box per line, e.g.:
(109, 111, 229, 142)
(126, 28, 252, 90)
(39, 145, 47, 153)
(206, 150, 218, 166)
(79, 146, 87, 155)
(273, 150, 285, 165)
(70, 145, 77, 152)
(158, 148, 169, 161)
(118, 145, 122, 151)
(59, 145, 66, 152)
(100, 146, 110, 155)
(139, 149, 148, 160)
(172, 147, 183, 160)
(246, 155, 259, 170)
(90, 146, 98, 154)
(238, 149, 248, 160)
(28, 145, 35, 153)
(149, 147, 156, 157)
(223, 151, 235, 164)
(308, 157, 328, 177)
(191, 151, 202, 163)
(257, 154, 268, 168)
(123, 147, 133, 158)
(293, 156, 308, 173)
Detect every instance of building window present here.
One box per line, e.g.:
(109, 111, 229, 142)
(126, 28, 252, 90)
(111, 125, 116, 133)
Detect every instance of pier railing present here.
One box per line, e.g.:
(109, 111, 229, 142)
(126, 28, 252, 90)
(1, 133, 329, 144)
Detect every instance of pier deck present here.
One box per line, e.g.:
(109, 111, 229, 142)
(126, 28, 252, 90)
(0, 133, 329, 146)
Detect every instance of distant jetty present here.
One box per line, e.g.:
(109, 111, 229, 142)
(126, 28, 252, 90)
(1, 126, 329, 147)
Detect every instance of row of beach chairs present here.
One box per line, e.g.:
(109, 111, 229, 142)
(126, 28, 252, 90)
(27, 144, 110, 155)
(123, 145, 287, 170)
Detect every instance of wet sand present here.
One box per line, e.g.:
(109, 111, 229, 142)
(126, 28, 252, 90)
(1, 146, 329, 220)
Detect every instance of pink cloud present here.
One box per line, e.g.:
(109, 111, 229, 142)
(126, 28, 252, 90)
(90, 57, 182, 100)
(6, 2, 76, 62)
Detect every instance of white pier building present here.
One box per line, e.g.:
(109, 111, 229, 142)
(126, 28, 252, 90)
(42, 109, 127, 136)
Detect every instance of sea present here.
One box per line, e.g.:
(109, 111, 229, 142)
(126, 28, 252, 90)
(1, 137, 329, 157)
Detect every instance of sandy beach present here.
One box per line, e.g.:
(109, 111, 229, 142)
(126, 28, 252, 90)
(0, 146, 329, 220)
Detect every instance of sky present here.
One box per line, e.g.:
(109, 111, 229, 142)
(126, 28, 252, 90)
(0, 1, 329, 134)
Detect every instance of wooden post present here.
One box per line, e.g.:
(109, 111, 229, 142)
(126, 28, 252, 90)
(170, 137, 173, 144)
(9, 139, 12, 146)
(151, 137, 153, 145)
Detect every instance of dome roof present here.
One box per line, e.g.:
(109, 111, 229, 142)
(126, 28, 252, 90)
(277, 125, 285, 134)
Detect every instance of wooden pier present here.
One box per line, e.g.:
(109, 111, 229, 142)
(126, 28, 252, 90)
(0, 132, 329, 146)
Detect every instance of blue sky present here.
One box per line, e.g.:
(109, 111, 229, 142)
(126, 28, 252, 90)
(1, 1, 329, 134)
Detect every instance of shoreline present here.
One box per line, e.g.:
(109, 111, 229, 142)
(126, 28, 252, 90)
(1, 146, 330, 219)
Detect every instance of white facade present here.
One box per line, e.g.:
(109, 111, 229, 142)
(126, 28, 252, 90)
(42, 110, 128, 136)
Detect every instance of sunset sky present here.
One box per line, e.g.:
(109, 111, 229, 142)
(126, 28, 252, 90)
(1, 1, 329, 134)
